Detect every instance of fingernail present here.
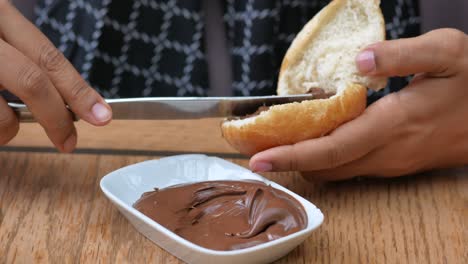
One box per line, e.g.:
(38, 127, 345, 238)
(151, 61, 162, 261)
(92, 103, 111, 122)
(251, 161, 273, 172)
(356, 50, 376, 74)
(63, 133, 77, 153)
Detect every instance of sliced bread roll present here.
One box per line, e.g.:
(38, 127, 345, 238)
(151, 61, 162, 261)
(222, 0, 387, 156)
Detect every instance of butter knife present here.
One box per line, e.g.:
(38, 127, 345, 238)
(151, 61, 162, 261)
(7, 95, 315, 122)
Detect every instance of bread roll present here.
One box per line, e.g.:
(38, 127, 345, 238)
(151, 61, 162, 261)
(222, 0, 387, 156)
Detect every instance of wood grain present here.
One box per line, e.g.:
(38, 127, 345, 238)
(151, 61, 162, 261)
(0, 121, 467, 264)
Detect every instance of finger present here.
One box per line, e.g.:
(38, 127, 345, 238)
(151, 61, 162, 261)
(0, 39, 77, 152)
(250, 93, 406, 172)
(356, 28, 467, 77)
(301, 145, 419, 181)
(0, 1, 112, 125)
(0, 95, 19, 145)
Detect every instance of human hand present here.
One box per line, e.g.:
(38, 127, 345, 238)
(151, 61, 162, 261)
(0, 1, 112, 152)
(249, 28, 468, 180)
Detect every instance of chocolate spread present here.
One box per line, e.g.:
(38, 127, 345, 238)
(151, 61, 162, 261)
(240, 105, 271, 119)
(306, 87, 335, 99)
(133, 180, 308, 251)
(231, 88, 335, 120)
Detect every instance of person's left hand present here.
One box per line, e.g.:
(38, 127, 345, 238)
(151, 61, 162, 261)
(249, 28, 468, 181)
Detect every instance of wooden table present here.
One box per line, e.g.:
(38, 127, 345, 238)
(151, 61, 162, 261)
(1, 120, 467, 263)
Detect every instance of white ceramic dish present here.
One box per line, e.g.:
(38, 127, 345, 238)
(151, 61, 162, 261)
(100, 154, 324, 264)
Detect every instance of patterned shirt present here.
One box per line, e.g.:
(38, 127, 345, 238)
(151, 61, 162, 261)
(35, 0, 420, 104)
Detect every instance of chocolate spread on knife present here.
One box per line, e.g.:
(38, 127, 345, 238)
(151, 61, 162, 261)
(133, 180, 308, 251)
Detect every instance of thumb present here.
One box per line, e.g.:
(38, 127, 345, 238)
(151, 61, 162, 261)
(356, 28, 467, 78)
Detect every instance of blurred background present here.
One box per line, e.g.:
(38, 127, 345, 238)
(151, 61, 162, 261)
(420, 0, 468, 33)
(12, 0, 468, 33)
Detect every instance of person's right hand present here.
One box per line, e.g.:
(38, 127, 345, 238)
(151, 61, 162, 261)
(0, 1, 112, 152)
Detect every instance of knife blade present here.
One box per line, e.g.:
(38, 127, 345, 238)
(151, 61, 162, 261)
(7, 94, 315, 122)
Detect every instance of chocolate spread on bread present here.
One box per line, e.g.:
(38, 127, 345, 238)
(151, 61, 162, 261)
(231, 88, 335, 120)
(306, 87, 335, 99)
(133, 180, 308, 251)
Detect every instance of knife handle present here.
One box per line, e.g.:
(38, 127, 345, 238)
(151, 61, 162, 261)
(9, 102, 79, 123)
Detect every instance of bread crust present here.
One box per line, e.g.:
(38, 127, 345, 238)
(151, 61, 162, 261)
(221, 84, 367, 155)
(221, 0, 384, 156)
